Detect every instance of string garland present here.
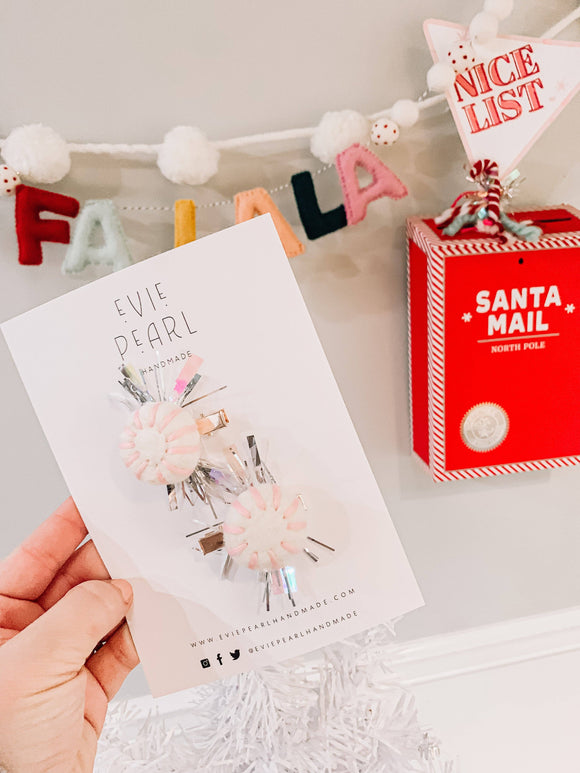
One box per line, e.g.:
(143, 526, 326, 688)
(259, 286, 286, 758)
(118, 165, 334, 213)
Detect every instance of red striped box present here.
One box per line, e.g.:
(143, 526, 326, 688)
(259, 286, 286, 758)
(407, 205, 580, 482)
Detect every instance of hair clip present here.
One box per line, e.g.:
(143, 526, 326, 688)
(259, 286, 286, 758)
(115, 360, 335, 611)
(191, 435, 335, 611)
(116, 355, 243, 519)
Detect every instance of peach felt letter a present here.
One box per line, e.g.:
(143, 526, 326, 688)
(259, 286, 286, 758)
(235, 187, 304, 258)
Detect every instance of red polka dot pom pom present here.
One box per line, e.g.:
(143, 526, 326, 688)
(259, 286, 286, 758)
(371, 119, 400, 146)
(446, 41, 477, 74)
(0, 165, 20, 196)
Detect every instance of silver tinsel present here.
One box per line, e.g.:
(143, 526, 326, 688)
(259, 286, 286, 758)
(95, 625, 454, 773)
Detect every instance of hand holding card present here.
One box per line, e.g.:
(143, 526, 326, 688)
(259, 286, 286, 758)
(0, 498, 138, 772)
(2, 215, 422, 696)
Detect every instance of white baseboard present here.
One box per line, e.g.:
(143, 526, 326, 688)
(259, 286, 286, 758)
(389, 605, 580, 686)
(122, 606, 580, 719)
(396, 607, 580, 773)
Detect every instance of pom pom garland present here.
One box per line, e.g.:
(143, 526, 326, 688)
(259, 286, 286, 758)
(2, 124, 71, 183)
(391, 99, 420, 128)
(427, 62, 456, 92)
(310, 110, 369, 164)
(156, 126, 220, 185)
(483, 0, 514, 20)
(0, 6, 567, 189)
(469, 10, 499, 44)
(0, 165, 20, 196)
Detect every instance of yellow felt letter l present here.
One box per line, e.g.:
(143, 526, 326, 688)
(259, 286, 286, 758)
(174, 199, 196, 247)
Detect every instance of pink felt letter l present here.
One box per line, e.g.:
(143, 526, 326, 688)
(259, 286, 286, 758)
(335, 143, 408, 225)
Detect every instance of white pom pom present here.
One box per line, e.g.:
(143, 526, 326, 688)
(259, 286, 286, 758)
(2, 124, 70, 183)
(391, 99, 420, 128)
(483, 0, 514, 20)
(0, 165, 20, 197)
(469, 11, 499, 44)
(427, 62, 457, 92)
(310, 110, 369, 163)
(157, 126, 219, 185)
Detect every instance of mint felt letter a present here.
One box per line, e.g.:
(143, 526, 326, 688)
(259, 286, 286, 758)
(62, 199, 132, 275)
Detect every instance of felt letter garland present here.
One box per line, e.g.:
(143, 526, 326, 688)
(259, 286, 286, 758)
(10, 143, 409, 269)
(174, 199, 196, 247)
(290, 171, 347, 240)
(335, 143, 408, 225)
(62, 199, 132, 275)
(234, 187, 305, 258)
(15, 185, 80, 265)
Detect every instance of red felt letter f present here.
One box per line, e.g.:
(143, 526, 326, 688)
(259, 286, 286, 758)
(15, 185, 80, 265)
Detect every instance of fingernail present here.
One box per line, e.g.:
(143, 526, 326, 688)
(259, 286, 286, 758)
(111, 578, 133, 605)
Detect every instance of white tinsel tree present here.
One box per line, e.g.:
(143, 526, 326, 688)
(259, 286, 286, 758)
(95, 625, 455, 773)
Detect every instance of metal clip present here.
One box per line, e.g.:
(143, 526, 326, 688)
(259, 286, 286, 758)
(179, 373, 201, 405)
(224, 446, 248, 483)
(247, 434, 275, 484)
(198, 526, 224, 555)
(166, 484, 179, 511)
(196, 409, 229, 436)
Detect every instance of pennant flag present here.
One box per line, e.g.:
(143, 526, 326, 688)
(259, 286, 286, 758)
(424, 19, 580, 178)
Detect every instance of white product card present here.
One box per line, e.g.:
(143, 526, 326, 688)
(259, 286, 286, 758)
(2, 216, 422, 696)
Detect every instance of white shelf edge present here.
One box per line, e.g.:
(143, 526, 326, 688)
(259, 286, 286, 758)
(119, 606, 580, 718)
(390, 606, 580, 685)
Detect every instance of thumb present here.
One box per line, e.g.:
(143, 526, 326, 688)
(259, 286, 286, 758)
(19, 579, 133, 680)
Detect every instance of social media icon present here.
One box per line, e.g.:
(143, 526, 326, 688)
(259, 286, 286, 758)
(230, 649, 241, 661)
(200, 658, 211, 669)
(217, 653, 223, 665)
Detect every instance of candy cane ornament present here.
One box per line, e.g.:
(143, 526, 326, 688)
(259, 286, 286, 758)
(470, 158, 501, 234)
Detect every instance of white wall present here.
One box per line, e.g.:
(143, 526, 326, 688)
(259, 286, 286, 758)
(0, 0, 579, 700)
